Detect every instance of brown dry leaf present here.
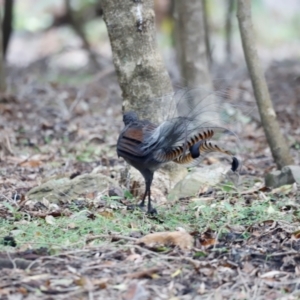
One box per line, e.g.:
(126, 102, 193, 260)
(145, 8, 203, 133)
(291, 230, 300, 239)
(98, 210, 114, 219)
(20, 159, 43, 168)
(137, 231, 193, 250)
(200, 237, 216, 247)
(75, 276, 94, 291)
(83, 191, 97, 200)
(91, 278, 110, 289)
(240, 184, 266, 195)
(126, 267, 160, 279)
(199, 230, 217, 247)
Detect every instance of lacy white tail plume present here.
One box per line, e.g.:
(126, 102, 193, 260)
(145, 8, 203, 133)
(140, 87, 248, 159)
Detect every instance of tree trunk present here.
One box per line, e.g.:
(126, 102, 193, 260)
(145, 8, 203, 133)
(0, 5, 6, 93)
(237, 0, 293, 169)
(174, 0, 212, 91)
(173, 0, 215, 124)
(101, 0, 173, 124)
(225, 0, 235, 62)
(64, 0, 100, 70)
(202, 0, 212, 66)
(3, 0, 13, 58)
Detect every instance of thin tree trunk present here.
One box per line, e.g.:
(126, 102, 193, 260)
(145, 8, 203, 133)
(3, 0, 13, 58)
(237, 0, 293, 169)
(225, 0, 235, 62)
(202, 0, 212, 66)
(64, 0, 100, 69)
(0, 5, 6, 93)
(174, 0, 216, 125)
(174, 0, 212, 91)
(101, 0, 173, 123)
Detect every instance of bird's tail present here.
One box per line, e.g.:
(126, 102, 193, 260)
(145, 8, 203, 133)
(174, 140, 239, 172)
(140, 87, 253, 171)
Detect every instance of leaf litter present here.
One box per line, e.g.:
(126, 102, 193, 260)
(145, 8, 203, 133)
(0, 57, 300, 299)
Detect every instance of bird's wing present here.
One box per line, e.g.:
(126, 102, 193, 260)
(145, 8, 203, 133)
(117, 122, 157, 158)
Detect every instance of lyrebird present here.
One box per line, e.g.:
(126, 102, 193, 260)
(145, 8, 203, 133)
(117, 92, 239, 214)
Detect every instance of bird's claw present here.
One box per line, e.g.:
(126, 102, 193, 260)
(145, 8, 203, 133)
(147, 207, 157, 215)
(126, 203, 157, 215)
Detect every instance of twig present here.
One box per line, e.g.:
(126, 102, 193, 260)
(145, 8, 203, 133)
(134, 245, 200, 270)
(69, 88, 86, 114)
(266, 250, 298, 257)
(86, 234, 137, 244)
(5, 251, 16, 270)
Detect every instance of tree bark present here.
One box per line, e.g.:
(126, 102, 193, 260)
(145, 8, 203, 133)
(101, 0, 173, 123)
(202, 0, 212, 66)
(174, 0, 212, 91)
(237, 0, 293, 169)
(3, 0, 13, 58)
(0, 5, 6, 93)
(64, 0, 100, 70)
(225, 0, 235, 62)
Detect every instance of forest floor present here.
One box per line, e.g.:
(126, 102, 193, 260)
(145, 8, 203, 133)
(0, 53, 300, 300)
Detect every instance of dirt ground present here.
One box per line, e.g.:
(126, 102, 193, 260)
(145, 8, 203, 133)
(0, 33, 300, 299)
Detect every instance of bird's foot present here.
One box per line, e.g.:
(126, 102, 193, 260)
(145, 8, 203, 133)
(146, 206, 157, 215)
(126, 203, 157, 214)
(142, 201, 157, 215)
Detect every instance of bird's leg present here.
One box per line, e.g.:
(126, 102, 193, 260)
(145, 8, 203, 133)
(146, 185, 157, 214)
(138, 187, 147, 208)
(138, 171, 156, 214)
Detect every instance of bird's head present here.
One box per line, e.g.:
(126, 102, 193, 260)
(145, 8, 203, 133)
(123, 111, 139, 125)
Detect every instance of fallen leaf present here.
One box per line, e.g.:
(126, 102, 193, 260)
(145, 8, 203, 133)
(92, 278, 109, 289)
(126, 267, 160, 279)
(260, 270, 287, 278)
(125, 254, 143, 262)
(171, 269, 181, 278)
(199, 230, 217, 247)
(20, 160, 43, 168)
(45, 215, 56, 225)
(198, 282, 206, 294)
(67, 223, 77, 229)
(98, 210, 114, 219)
(112, 283, 127, 291)
(50, 279, 73, 287)
(271, 185, 293, 195)
(137, 231, 193, 250)
(292, 230, 300, 239)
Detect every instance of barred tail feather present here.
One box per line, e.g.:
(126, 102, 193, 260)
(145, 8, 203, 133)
(174, 141, 236, 168)
(152, 129, 215, 163)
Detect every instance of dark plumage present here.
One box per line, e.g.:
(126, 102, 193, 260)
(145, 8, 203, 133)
(117, 110, 239, 214)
